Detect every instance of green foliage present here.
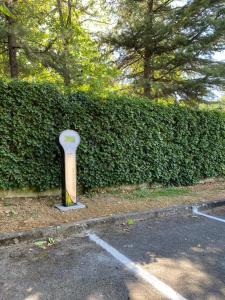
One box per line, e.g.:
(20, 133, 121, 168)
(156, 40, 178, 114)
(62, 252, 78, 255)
(123, 187, 190, 200)
(0, 81, 224, 191)
(0, 0, 118, 96)
(104, 0, 225, 100)
(0, 3, 14, 18)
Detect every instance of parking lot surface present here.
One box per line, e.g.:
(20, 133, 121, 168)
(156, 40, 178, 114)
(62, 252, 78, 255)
(206, 206, 225, 220)
(1, 207, 225, 300)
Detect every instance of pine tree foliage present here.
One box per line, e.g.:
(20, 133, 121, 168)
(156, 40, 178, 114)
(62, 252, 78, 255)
(104, 0, 225, 101)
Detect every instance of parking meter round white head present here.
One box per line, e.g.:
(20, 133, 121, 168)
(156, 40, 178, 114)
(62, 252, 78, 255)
(59, 130, 80, 153)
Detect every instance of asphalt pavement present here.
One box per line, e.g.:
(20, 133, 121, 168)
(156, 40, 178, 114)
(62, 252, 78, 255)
(1, 206, 225, 300)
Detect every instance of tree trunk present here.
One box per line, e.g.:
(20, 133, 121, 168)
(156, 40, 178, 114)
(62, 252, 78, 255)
(143, 0, 154, 98)
(6, 2, 18, 78)
(63, 73, 71, 86)
(57, 0, 71, 86)
(144, 48, 151, 97)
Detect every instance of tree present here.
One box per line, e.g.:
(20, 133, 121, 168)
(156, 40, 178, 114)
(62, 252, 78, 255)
(103, 0, 225, 101)
(0, 0, 19, 78)
(0, 0, 119, 95)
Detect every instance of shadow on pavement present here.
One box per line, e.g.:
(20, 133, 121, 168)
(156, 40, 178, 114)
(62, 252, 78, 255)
(1, 214, 225, 299)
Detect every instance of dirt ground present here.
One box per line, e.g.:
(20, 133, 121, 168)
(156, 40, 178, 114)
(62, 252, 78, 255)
(0, 180, 225, 233)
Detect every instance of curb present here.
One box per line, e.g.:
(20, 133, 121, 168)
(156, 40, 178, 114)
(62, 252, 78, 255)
(1, 198, 225, 247)
(194, 199, 225, 211)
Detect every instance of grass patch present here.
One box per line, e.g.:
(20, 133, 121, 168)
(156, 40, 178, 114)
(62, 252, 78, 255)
(122, 187, 191, 201)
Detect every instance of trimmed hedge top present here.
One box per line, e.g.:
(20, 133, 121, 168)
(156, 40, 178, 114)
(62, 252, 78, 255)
(0, 81, 224, 191)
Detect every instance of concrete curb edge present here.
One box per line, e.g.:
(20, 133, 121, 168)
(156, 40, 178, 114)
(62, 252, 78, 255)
(1, 198, 225, 247)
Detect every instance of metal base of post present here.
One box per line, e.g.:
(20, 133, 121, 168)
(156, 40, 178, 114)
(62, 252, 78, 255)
(55, 202, 86, 212)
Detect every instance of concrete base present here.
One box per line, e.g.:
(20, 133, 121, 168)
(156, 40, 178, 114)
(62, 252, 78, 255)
(55, 202, 86, 212)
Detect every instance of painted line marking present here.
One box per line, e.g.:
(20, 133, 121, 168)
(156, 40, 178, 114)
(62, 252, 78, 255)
(88, 233, 187, 300)
(193, 206, 225, 224)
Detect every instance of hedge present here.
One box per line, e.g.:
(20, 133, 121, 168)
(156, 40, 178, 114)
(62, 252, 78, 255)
(0, 81, 224, 191)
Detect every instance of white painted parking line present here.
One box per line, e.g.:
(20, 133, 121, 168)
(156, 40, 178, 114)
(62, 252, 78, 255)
(193, 206, 225, 224)
(88, 233, 187, 300)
